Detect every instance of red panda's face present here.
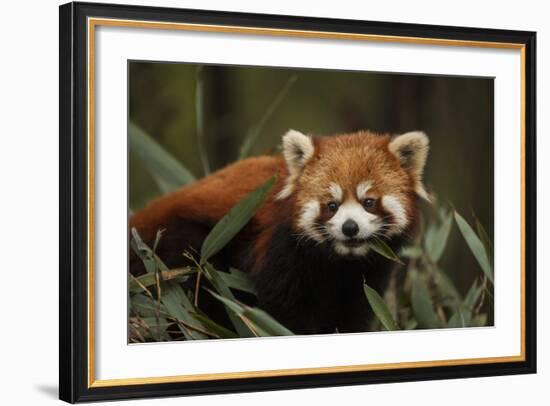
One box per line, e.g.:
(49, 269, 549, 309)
(278, 130, 429, 257)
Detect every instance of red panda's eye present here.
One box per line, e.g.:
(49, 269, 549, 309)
(327, 201, 339, 212)
(363, 198, 376, 210)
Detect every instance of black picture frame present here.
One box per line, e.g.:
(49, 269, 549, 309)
(59, 1, 537, 403)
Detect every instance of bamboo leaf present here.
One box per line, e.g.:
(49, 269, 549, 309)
(425, 209, 453, 263)
(400, 245, 423, 259)
(160, 282, 208, 340)
(129, 267, 196, 294)
(130, 294, 167, 318)
(130, 229, 156, 274)
(130, 228, 207, 339)
(239, 75, 297, 159)
(447, 307, 467, 328)
(411, 275, 440, 329)
(207, 289, 294, 336)
(201, 176, 276, 262)
(405, 318, 418, 330)
(464, 280, 483, 310)
(129, 121, 195, 193)
(367, 237, 404, 265)
(243, 307, 294, 336)
(454, 211, 494, 283)
(139, 317, 171, 341)
(475, 218, 494, 268)
(131, 228, 171, 273)
(447, 281, 482, 328)
(219, 268, 257, 295)
(206, 291, 265, 336)
(189, 311, 239, 339)
(433, 268, 462, 303)
(471, 313, 488, 327)
(363, 283, 399, 331)
(201, 263, 253, 337)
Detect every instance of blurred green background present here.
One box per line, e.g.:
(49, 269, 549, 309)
(128, 61, 494, 297)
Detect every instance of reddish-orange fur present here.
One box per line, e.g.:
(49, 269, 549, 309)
(132, 157, 286, 244)
(130, 156, 293, 275)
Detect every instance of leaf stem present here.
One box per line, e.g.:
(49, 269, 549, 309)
(194, 270, 202, 308)
(239, 75, 297, 159)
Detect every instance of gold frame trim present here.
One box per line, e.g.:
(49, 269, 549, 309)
(87, 17, 527, 388)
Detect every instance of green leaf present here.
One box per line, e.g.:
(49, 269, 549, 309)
(400, 245, 423, 259)
(433, 268, 462, 303)
(363, 283, 399, 331)
(130, 294, 167, 318)
(424, 209, 453, 263)
(405, 318, 418, 330)
(130, 228, 207, 340)
(129, 267, 196, 294)
(244, 306, 294, 336)
(161, 282, 208, 340)
(201, 176, 276, 262)
(475, 218, 494, 268)
(367, 237, 404, 265)
(471, 313, 488, 327)
(139, 317, 171, 341)
(464, 280, 483, 310)
(447, 307, 468, 328)
(129, 121, 195, 194)
(219, 268, 257, 295)
(239, 75, 297, 159)
(130, 229, 156, 274)
(130, 297, 171, 341)
(447, 280, 483, 328)
(207, 289, 294, 336)
(454, 211, 494, 283)
(189, 311, 239, 339)
(411, 275, 440, 329)
(201, 263, 253, 337)
(130, 228, 172, 273)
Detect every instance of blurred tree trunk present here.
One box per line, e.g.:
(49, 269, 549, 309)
(202, 66, 240, 170)
(391, 76, 422, 133)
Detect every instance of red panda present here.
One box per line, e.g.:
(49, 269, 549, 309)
(130, 129, 429, 335)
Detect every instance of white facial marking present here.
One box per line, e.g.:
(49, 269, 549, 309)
(381, 195, 408, 235)
(329, 183, 343, 202)
(334, 242, 351, 255)
(356, 181, 373, 200)
(352, 245, 370, 256)
(334, 241, 370, 257)
(297, 200, 323, 242)
(327, 200, 379, 241)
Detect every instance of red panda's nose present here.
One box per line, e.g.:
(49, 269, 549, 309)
(342, 219, 359, 237)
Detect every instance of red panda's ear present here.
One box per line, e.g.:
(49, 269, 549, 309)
(282, 129, 315, 177)
(388, 131, 430, 201)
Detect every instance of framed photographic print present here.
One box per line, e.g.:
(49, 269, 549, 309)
(59, 1, 537, 403)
